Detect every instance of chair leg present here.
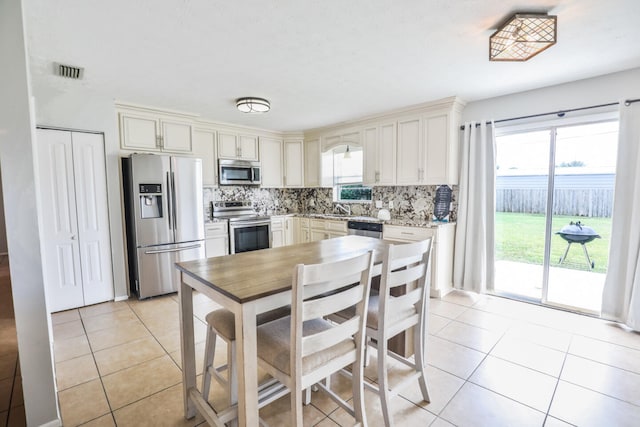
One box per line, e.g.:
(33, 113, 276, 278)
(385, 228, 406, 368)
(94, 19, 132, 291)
(202, 326, 217, 402)
(291, 385, 304, 427)
(228, 341, 238, 427)
(377, 337, 393, 427)
(303, 387, 312, 405)
(414, 312, 430, 403)
(352, 359, 367, 427)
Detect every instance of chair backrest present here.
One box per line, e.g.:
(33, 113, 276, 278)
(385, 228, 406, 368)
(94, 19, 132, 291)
(378, 239, 432, 330)
(290, 250, 374, 379)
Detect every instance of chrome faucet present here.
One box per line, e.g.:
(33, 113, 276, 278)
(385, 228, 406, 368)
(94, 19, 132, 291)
(334, 203, 351, 216)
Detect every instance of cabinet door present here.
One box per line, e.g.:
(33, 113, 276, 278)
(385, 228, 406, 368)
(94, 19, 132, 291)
(120, 113, 159, 151)
(310, 230, 327, 241)
(423, 113, 450, 184)
(284, 140, 304, 187)
(239, 135, 259, 160)
(193, 129, 217, 186)
(396, 117, 422, 185)
(378, 122, 397, 185)
(362, 127, 378, 185)
(160, 119, 193, 152)
(218, 132, 239, 158)
(260, 138, 283, 187)
(205, 235, 229, 257)
(271, 228, 285, 248)
(304, 138, 320, 187)
(284, 217, 294, 245)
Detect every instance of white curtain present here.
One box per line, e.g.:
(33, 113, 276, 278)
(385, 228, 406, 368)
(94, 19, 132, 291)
(602, 101, 640, 331)
(453, 121, 496, 293)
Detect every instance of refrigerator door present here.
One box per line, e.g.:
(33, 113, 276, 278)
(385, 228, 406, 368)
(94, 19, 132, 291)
(129, 154, 173, 246)
(135, 241, 204, 298)
(171, 156, 205, 243)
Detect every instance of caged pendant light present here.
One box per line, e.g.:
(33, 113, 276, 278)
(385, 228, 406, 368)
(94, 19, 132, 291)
(490, 13, 557, 61)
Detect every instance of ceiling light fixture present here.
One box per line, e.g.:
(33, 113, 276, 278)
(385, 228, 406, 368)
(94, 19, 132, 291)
(344, 145, 351, 159)
(236, 97, 270, 113)
(490, 13, 557, 61)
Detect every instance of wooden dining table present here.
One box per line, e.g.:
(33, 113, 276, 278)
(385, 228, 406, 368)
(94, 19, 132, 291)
(176, 235, 388, 427)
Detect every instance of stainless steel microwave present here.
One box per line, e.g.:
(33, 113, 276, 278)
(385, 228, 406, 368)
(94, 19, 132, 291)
(218, 159, 261, 185)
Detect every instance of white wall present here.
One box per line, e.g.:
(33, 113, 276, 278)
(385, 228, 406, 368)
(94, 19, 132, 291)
(0, 0, 60, 425)
(462, 67, 640, 123)
(29, 82, 129, 299)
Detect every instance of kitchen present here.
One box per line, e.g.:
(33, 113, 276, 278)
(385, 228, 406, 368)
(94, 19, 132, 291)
(2, 1, 640, 426)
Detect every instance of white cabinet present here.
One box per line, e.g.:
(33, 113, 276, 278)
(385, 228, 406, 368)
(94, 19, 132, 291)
(423, 111, 460, 185)
(304, 138, 321, 187)
(396, 116, 423, 185)
(192, 128, 217, 186)
(218, 132, 259, 160)
(271, 216, 294, 247)
(36, 129, 114, 312)
(117, 106, 195, 153)
(309, 218, 347, 241)
(383, 223, 455, 298)
(363, 122, 396, 186)
(205, 221, 229, 257)
(284, 139, 304, 187)
(259, 138, 304, 188)
(297, 218, 311, 243)
(260, 137, 284, 187)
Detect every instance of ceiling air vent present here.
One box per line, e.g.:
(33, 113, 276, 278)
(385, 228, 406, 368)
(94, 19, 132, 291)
(54, 63, 84, 79)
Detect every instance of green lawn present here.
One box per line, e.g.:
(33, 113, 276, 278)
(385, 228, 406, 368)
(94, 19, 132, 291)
(495, 212, 612, 273)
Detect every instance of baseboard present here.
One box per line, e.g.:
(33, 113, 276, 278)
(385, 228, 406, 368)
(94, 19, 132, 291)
(39, 418, 62, 427)
(114, 294, 129, 302)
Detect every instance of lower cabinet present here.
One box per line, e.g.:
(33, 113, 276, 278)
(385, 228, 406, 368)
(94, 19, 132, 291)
(296, 218, 311, 243)
(383, 223, 455, 298)
(271, 216, 294, 248)
(310, 219, 347, 241)
(205, 221, 229, 257)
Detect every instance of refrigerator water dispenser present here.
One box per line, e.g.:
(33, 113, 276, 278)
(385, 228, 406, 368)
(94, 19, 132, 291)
(140, 194, 162, 219)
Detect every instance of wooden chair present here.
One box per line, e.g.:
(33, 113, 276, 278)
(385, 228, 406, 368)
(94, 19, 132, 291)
(202, 306, 290, 412)
(330, 239, 433, 427)
(255, 251, 374, 427)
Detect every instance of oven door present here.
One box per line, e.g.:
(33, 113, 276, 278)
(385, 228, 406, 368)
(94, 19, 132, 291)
(229, 220, 271, 254)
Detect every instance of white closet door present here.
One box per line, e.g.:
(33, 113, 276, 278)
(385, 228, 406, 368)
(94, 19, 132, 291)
(37, 129, 84, 312)
(71, 132, 114, 306)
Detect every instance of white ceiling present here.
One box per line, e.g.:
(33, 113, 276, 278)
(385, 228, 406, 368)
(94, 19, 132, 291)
(24, 0, 640, 132)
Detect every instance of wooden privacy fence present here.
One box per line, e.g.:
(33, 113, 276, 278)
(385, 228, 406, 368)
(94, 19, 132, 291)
(496, 188, 614, 217)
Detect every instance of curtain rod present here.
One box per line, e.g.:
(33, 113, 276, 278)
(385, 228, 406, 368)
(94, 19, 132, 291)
(460, 98, 640, 130)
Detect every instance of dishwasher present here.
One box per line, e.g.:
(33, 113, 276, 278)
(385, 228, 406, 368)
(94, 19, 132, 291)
(347, 220, 383, 238)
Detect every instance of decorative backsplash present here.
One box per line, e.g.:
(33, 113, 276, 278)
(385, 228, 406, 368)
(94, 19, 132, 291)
(204, 185, 458, 223)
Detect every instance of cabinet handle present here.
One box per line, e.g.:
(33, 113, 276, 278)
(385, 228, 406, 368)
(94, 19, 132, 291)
(375, 171, 380, 182)
(401, 231, 414, 235)
(283, 176, 287, 186)
(156, 136, 162, 148)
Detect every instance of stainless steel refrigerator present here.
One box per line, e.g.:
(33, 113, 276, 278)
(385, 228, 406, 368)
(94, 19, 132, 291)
(122, 153, 205, 299)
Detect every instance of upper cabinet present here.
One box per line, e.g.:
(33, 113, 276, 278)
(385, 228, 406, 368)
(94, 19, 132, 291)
(395, 98, 464, 185)
(283, 139, 304, 187)
(363, 123, 396, 186)
(192, 127, 217, 186)
(218, 132, 259, 161)
(117, 103, 197, 153)
(304, 138, 320, 187)
(259, 137, 283, 187)
(259, 138, 304, 188)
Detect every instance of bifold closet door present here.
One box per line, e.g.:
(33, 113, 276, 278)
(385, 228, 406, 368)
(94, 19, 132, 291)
(36, 129, 114, 312)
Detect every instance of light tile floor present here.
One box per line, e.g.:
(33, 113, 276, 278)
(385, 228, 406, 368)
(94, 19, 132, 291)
(51, 290, 640, 426)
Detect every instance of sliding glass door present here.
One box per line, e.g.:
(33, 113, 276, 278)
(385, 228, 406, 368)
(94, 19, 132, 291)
(494, 119, 618, 313)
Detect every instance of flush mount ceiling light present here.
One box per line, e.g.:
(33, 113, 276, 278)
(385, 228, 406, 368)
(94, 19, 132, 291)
(490, 13, 557, 61)
(236, 97, 270, 113)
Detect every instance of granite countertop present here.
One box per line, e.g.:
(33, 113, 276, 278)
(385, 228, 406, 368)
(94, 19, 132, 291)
(294, 213, 454, 229)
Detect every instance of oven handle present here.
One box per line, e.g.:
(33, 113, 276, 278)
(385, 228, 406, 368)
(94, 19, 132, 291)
(230, 220, 272, 227)
(144, 243, 202, 254)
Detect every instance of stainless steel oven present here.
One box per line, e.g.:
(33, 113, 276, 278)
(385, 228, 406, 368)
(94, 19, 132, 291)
(211, 200, 271, 254)
(229, 218, 271, 254)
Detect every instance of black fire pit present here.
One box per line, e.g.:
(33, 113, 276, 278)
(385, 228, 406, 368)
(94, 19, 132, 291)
(555, 221, 601, 269)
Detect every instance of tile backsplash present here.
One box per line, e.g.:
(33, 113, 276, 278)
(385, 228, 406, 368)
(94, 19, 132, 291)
(204, 185, 457, 223)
